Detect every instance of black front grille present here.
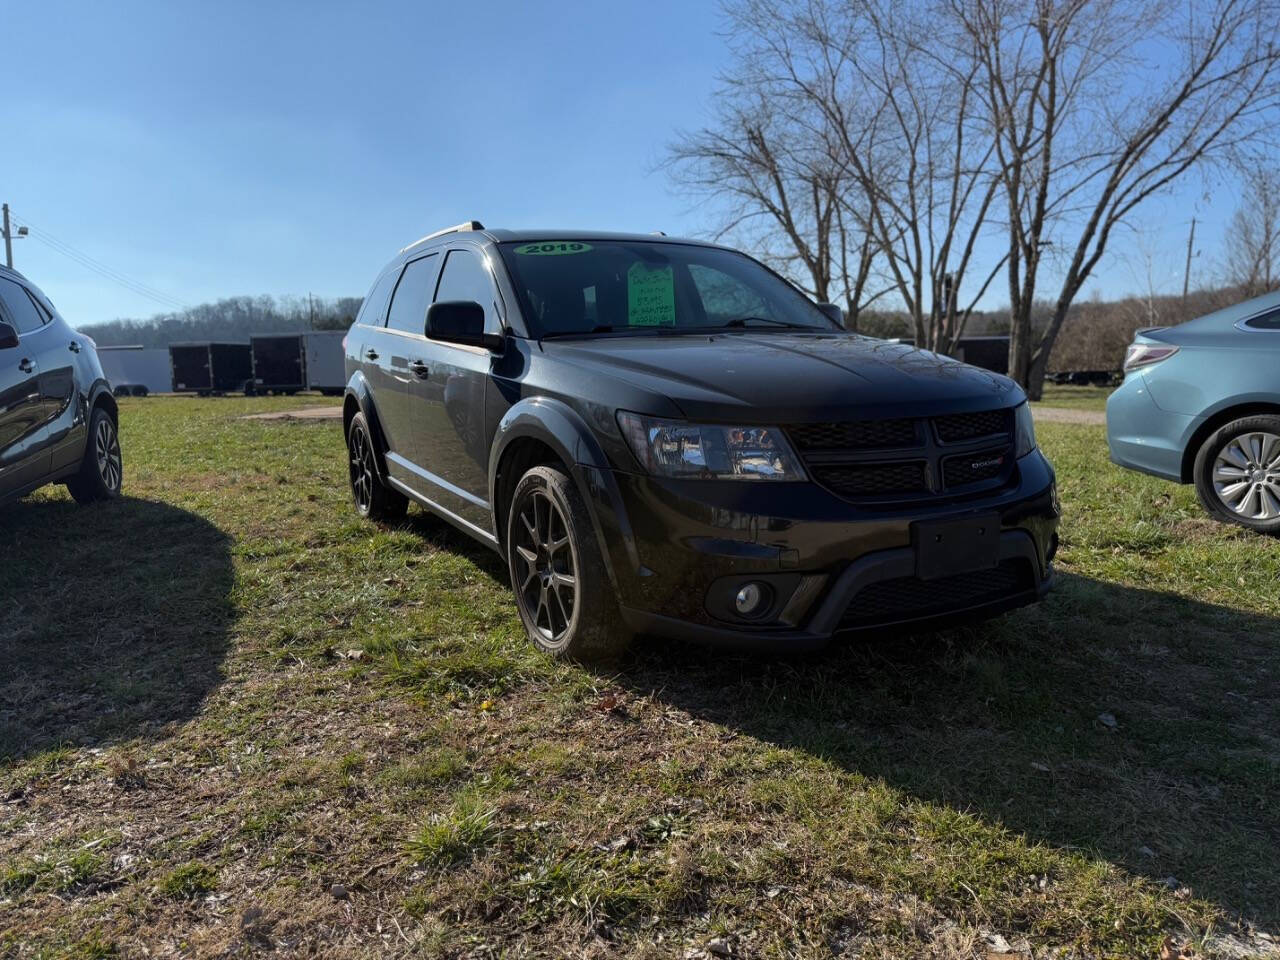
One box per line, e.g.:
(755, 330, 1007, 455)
(787, 418, 919, 451)
(788, 406, 1016, 503)
(942, 448, 1009, 487)
(811, 461, 929, 498)
(840, 560, 1033, 628)
(934, 408, 1013, 443)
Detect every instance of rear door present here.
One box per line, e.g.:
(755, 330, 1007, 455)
(368, 253, 439, 465)
(0, 278, 51, 497)
(403, 245, 499, 534)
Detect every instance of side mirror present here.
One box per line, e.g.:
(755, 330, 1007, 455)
(0, 321, 18, 350)
(817, 303, 844, 327)
(426, 301, 504, 352)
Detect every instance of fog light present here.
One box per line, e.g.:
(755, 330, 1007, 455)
(734, 582, 768, 617)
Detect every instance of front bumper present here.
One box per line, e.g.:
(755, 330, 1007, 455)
(576, 449, 1060, 650)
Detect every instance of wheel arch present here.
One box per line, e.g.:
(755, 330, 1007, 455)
(343, 371, 391, 481)
(1180, 399, 1280, 482)
(487, 398, 638, 592)
(87, 379, 118, 424)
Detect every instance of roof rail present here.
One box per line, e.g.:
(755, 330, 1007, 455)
(400, 220, 486, 253)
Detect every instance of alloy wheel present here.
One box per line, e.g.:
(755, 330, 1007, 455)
(513, 489, 577, 643)
(349, 426, 374, 512)
(1212, 431, 1280, 521)
(95, 418, 122, 492)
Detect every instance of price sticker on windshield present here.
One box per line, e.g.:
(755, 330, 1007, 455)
(627, 262, 676, 326)
(514, 242, 593, 255)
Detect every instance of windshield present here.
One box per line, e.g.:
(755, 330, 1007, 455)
(496, 240, 838, 338)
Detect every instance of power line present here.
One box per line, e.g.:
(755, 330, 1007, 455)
(11, 216, 189, 311)
(6, 210, 190, 312)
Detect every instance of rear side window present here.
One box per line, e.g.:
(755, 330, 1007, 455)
(385, 254, 439, 335)
(0, 276, 48, 334)
(1243, 307, 1280, 330)
(356, 267, 401, 328)
(434, 249, 498, 331)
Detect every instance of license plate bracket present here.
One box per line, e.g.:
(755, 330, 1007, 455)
(912, 513, 1001, 580)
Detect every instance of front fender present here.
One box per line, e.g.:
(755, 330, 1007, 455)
(344, 370, 391, 482)
(488, 396, 644, 590)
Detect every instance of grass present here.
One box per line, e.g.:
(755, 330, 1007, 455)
(1, 393, 1277, 957)
(1035, 382, 1116, 411)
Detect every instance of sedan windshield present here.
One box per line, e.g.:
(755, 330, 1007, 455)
(496, 240, 837, 338)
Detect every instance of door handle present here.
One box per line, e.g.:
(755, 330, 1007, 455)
(69, 340, 81, 353)
(410, 359, 430, 379)
(365, 348, 379, 360)
(18, 358, 34, 373)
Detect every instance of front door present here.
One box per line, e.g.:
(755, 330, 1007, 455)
(403, 246, 498, 536)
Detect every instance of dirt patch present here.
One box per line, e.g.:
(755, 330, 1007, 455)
(241, 407, 343, 422)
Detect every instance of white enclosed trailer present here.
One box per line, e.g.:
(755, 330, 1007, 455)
(97, 345, 172, 396)
(302, 330, 347, 394)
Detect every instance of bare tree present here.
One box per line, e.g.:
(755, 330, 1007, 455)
(673, 0, 1011, 353)
(667, 86, 883, 328)
(1224, 164, 1280, 297)
(952, 0, 1280, 398)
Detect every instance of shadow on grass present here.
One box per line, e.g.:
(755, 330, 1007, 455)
(610, 572, 1280, 928)
(402, 505, 509, 581)
(0, 496, 233, 762)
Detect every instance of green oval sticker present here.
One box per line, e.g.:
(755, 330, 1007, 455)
(514, 241, 593, 256)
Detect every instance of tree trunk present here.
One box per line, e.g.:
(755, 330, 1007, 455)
(1008, 305, 1035, 396)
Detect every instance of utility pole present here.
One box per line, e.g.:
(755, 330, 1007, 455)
(308, 292, 316, 329)
(2, 204, 11, 269)
(1182, 217, 1197, 302)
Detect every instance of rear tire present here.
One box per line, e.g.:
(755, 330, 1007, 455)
(1193, 415, 1280, 535)
(506, 464, 631, 661)
(66, 406, 123, 504)
(346, 411, 407, 523)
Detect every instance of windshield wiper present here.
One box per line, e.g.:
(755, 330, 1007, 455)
(541, 324, 618, 339)
(716, 316, 804, 329)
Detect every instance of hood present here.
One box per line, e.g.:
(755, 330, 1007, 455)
(543, 332, 1023, 422)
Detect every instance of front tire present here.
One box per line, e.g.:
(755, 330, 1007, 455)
(66, 406, 123, 504)
(1193, 415, 1280, 535)
(346, 412, 407, 523)
(506, 465, 631, 661)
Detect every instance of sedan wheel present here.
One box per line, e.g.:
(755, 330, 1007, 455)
(1194, 415, 1280, 535)
(1211, 431, 1280, 521)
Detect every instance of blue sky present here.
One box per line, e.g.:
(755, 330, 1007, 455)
(1, 1, 1226, 326)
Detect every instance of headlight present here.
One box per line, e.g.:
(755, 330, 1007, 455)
(616, 412, 806, 480)
(1014, 402, 1037, 458)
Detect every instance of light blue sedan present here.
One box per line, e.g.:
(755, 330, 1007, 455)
(1106, 291, 1280, 533)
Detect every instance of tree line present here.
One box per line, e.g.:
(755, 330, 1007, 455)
(78, 294, 362, 348)
(668, 0, 1280, 398)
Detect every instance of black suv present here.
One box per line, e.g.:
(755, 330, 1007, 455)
(343, 224, 1059, 659)
(0, 265, 121, 506)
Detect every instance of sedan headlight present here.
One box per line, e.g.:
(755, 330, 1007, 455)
(1014, 402, 1037, 458)
(616, 412, 805, 480)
